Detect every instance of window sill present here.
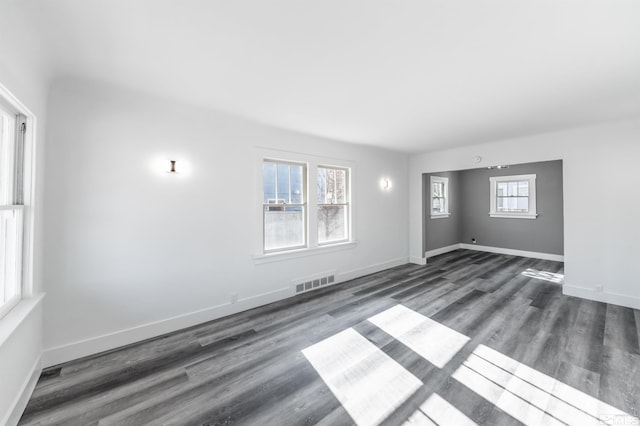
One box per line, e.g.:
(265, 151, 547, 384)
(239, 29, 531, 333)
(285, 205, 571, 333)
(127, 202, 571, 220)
(489, 213, 538, 219)
(0, 293, 45, 348)
(253, 241, 357, 265)
(431, 213, 451, 219)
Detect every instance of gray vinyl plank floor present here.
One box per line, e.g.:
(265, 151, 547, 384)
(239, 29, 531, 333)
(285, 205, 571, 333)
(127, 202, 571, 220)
(18, 250, 640, 425)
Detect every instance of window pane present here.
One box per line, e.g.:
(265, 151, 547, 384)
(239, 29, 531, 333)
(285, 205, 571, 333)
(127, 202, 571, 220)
(263, 161, 277, 203)
(318, 167, 347, 204)
(277, 163, 291, 203)
(432, 197, 443, 214)
(517, 197, 529, 211)
(497, 182, 508, 197)
(318, 205, 347, 243)
(497, 196, 505, 210)
(333, 169, 347, 203)
(0, 210, 19, 306)
(290, 165, 303, 204)
(507, 181, 518, 196)
(518, 181, 529, 196)
(432, 182, 443, 198)
(264, 206, 305, 251)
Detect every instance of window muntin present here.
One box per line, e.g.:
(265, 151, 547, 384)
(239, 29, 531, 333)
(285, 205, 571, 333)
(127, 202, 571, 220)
(430, 176, 450, 218)
(490, 174, 537, 219)
(263, 160, 307, 252)
(0, 104, 24, 319)
(317, 166, 349, 245)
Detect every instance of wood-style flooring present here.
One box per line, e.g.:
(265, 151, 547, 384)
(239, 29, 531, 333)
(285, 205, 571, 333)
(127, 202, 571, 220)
(19, 250, 640, 425)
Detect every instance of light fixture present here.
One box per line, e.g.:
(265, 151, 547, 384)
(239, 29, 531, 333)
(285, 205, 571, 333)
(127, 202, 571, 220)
(167, 160, 178, 173)
(487, 165, 509, 170)
(381, 178, 392, 191)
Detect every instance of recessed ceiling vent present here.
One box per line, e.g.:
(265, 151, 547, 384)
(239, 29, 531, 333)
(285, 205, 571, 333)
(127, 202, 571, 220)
(294, 272, 336, 294)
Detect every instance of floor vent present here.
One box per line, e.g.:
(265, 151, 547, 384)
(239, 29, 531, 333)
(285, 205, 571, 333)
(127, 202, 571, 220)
(295, 273, 336, 294)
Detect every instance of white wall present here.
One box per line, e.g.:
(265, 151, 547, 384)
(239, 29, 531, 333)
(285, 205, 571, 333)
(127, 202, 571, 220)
(42, 78, 409, 366)
(0, 1, 49, 424)
(410, 119, 640, 309)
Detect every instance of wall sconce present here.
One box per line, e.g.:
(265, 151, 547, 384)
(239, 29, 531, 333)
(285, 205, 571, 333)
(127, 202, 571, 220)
(167, 160, 178, 173)
(380, 178, 392, 191)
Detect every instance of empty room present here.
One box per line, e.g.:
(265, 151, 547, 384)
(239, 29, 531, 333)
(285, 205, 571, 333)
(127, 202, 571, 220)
(1, 1, 639, 425)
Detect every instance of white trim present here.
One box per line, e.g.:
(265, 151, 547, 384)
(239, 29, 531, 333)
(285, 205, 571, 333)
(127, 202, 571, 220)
(3, 353, 41, 426)
(42, 256, 410, 367)
(489, 213, 538, 219)
(429, 175, 449, 219)
(254, 241, 357, 264)
(42, 287, 291, 367)
(410, 256, 427, 265)
(424, 244, 461, 261)
(489, 174, 537, 219)
(337, 257, 409, 283)
(459, 243, 564, 262)
(430, 213, 451, 219)
(563, 285, 640, 311)
(0, 294, 44, 348)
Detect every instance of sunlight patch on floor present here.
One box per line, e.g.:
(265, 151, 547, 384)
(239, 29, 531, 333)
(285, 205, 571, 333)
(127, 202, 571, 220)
(403, 393, 477, 426)
(368, 304, 470, 368)
(453, 344, 636, 426)
(521, 268, 564, 284)
(302, 328, 422, 426)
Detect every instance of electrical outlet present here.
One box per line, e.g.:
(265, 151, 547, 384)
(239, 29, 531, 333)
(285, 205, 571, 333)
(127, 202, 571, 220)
(231, 292, 238, 304)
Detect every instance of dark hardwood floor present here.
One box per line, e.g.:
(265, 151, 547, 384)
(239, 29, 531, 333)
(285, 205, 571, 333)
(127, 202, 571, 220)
(19, 250, 640, 425)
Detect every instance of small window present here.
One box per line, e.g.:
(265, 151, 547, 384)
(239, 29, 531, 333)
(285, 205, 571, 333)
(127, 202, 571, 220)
(317, 166, 350, 245)
(263, 160, 307, 252)
(490, 174, 537, 219)
(430, 176, 450, 219)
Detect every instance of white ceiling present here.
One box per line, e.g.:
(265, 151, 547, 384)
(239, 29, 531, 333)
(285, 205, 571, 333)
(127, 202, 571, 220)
(21, 0, 640, 153)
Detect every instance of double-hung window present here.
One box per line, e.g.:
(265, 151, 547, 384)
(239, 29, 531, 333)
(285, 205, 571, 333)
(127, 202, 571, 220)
(261, 157, 352, 255)
(317, 166, 349, 244)
(489, 174, 537, 219)
(262, 160, 307, 252)
(0, 103, 26, 319)
(430, 176, 450, 218)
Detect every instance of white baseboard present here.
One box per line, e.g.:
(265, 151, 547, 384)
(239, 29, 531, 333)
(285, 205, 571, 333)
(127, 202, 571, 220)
(43, 257, 412, 367)
(338, 257, 409, 282)
(459, 243, 564, 262)
(409, 256, 426, 265)
(424, 244, 461, 262)
(3, 353, 41, 426)
(42, 287, 291, 367)
(563, 285, 640, 310)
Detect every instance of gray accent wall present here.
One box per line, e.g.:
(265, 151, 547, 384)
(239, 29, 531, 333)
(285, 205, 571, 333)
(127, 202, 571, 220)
(423, 160, 564, 256)
(423, 171, 463, 253)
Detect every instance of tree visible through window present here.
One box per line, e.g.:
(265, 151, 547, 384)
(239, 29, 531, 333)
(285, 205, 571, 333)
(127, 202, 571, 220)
(317, 166, 349, 244)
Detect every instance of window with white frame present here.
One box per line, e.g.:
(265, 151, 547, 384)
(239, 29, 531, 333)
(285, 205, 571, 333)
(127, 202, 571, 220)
(261, 157, 352, 255)
(317, 166, 349, 245)
(430, 176, 450, 218)
(262, 160, 307, 252)
(489, 174, 537, 219)
(0, 102, 26, 319)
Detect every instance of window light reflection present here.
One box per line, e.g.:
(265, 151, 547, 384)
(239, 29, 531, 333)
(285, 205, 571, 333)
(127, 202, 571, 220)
(452, 344, 636, 426)
(368, 304, 470, 368)
(302, 328, 422, 426)
(521, 268, 564, 284)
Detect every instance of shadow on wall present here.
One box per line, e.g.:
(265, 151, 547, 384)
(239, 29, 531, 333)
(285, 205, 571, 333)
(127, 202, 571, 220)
(423, 160, 564, 257)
